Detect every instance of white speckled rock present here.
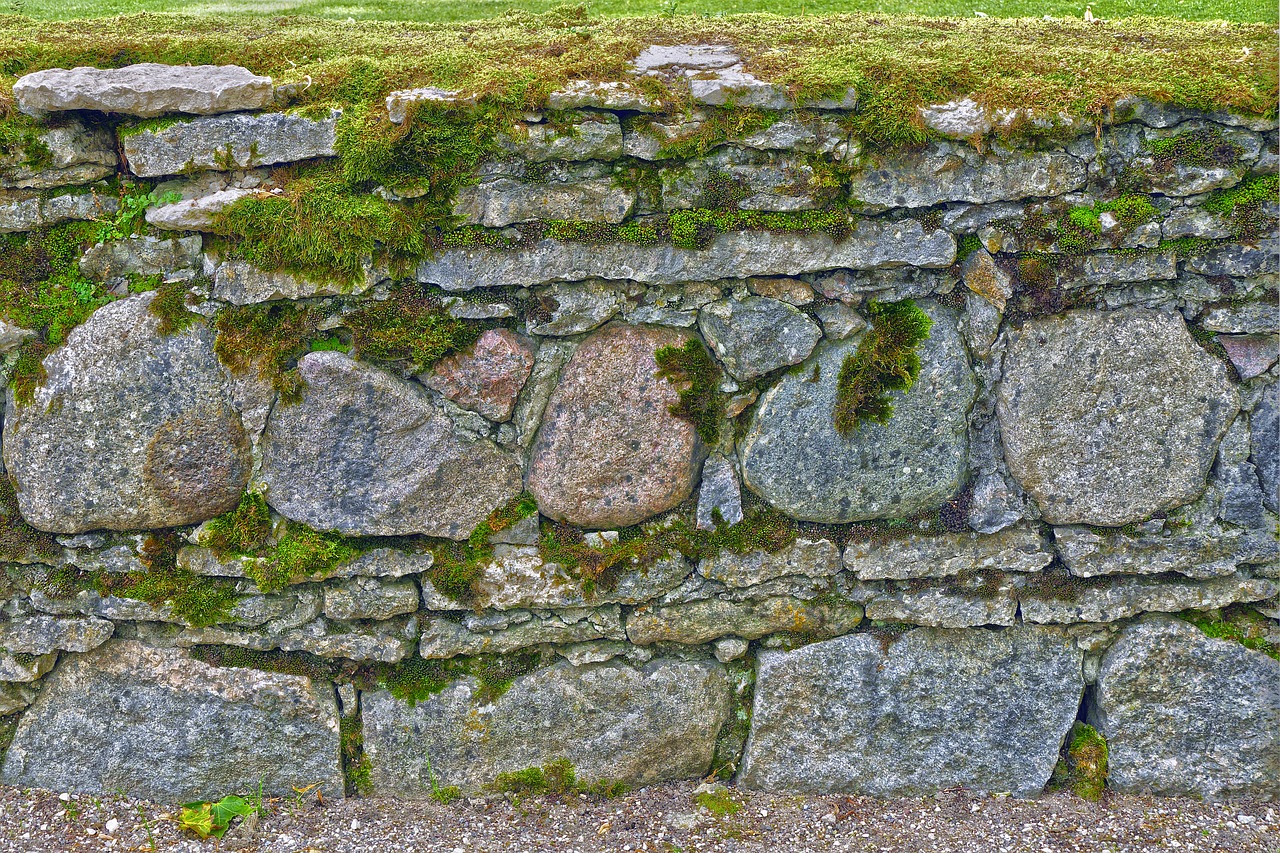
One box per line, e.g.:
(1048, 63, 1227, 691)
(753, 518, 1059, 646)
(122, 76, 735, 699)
(14, 64, 273, 117)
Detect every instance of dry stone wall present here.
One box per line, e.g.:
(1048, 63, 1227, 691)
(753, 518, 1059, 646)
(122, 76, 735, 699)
(0, 56, 1277, 804)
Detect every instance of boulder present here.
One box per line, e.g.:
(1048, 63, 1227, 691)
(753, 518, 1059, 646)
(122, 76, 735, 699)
(13, 64, 274, 118)
(422, 329, 535, 423)
(997, 308, 1237, 526)
(0, 640, 342, 800)
(259, 351, 523, 540)
(737, 627, 1083, 795)
(740, 303, 976, 523)
(3, 293, 253, 533)
(697, 296, 822, 381)
(1093, 616, 1280, 799)
(362, 657, 730, 794)
(122, 110, 339, 177)
(528, 325, 705, 529)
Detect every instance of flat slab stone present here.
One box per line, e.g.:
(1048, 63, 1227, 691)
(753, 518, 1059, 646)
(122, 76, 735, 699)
(78, 235, 201, 281)
(740, 302, 976, 523)
(1019, 573, 1277, 624)
(454, 177, 635, 228)
(0, 640, 342, 801)
(14, 64, 273, 118)
(416, 221, 956, 290)
(625, 595, 862, 646)
(3, 293, 253, 533)
(0, 187, 118, 234)
(738, 627, 1083, 796)
(212, 258, 378, 305)
(259, 351, 523, 540)
(0, 120, 115, 190)
(122, 110, 339, 177)
(145, 187, 256, 231)
(528, 324, 705, 529)
(997, 308, 1237, 526)
(844, 524, 1053, 580)
(362, 657, 730, 794)
(1094, 616, 1280, 799)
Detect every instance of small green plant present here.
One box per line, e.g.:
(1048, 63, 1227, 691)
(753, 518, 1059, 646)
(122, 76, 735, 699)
(424, 756, 461, 804)
(247, 523, 359, 593)
(833, 299, 932, 436)
(694, 787, 742, 816)
(1203, 174, 1279, 240)
(97, 185, 181, 244)
(490, 758, 627, 799)
(654, 338, 725, 444)
(1052, 722, 1108, 801)
(177, 794, 258, 839)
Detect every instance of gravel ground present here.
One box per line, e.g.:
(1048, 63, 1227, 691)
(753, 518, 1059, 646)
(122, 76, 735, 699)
(0, 782, 1276, 853)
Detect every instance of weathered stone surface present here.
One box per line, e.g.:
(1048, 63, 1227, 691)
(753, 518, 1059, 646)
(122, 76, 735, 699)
(122, 110, 339, 177)
(746, 277, 813, 305)
(738, 627, 1082, 796)
(1077, 250, 1177, 286)
(0, 640, 342, 800)
(212, 258, 377, 304)
(1055, 523, 1276, 579)
(1219, 334, 1278, 379)
(625, 595, 862, 645)
(697, 296, 821, 381)
(998, 308, 1237, 526)
(469, 549, 691, 612)
(0, 120, 115, 189)
(422, 329, 534, 423)
(696, 453, 743, 531)
(661, 149, 823, 212)
(0, 614, 113, 655)
(847, 143, 1086, 210)
(1253, 383, 1279, 514)
(1094, 617, 1280, 799)
(960, 247, 1012, 312)
(145, 187, 256, 231)
(0, 651, 57, 682)
(528, 325, 705, 529)
(813, 301, 865, 340)
(4, 293, 253, 533)
(497, 113, 622, 162)
(0, 683, 36, 717)
(630, 44, 792, 110)
(417, 222, 956, 290)
(454, 178, 635, 227)
(260, 351, 522, 540)
(385, 87, 473, 124)
(0, 187, 118, 233)
(166, 612, 417, 663)
(919, 99, 992, 139)
(699, 538, 840, 588)
(14, 64, 273, 118)
(844, 524, 1053, 580)
(525, 280, 638, 336)
(78, 235, 202, 281)
(547, 80, 663, 112)
(0, 319, 33, 353)
(1186, 241, 1279, 281)
(1201, 299, 1280, 334)
(1019, 573, 1276, 624)
(740, 303, 976, 523)
(322, 577, 419, 622)
(738, 118, 848, 154)
(511, 338, 577, 450)
(1162, 206, 1233, 240)
(621, 282, 722, 327)
(419, 607, 624, 659)
(362, 657, 730, 794)
(865, 584, 1018, 627)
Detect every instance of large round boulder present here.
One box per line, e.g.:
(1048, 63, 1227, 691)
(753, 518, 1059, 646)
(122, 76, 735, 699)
(528, 323, 706, 528)
(997, 308, 1237, 527)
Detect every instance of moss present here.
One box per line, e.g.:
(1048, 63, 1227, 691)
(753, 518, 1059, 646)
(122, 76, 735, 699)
(213, 301, 320, 402)
(1182, 605, 1279, 660)
(1056, 722, 1108, 801)
(1146, 128, 1244, 172)
(637, 107, 779, 162)
(247, 523, 359, 594)
(203, 492, 275, 556)
(710, 661, 755, 780)
(339, 712, 374, 797)
(0, 476, 60, 563)
(145, 277, 201, 336)
(694, 788, 742, 817)
(308, 335, 349, 353)
(955, 234, 982, 263)
(1187, 322, 1240, 382)
(0, 110, 51, 170)
(1203, 173, 1279, 241)
(833, 299, 932, 436)
(426, 493, 539, 603)
(491, 757, 628, 799)
(0, 713, 16, 765)
(344, 283, 483, 373)
(654, 338, 725, 445)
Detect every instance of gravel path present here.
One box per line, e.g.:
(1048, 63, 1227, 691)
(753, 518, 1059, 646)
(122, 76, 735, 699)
(0, 782, 1276, 853)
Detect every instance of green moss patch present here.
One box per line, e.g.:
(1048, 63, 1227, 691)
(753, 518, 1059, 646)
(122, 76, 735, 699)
(655, 338, 725, 445)
(1050, 722, 1108, 801)
(0, 476, 60, 562)
(213, 301, 320, 402)
(339, 713, 373, 797)
(345, 283, 483, 373)
(833, 299, 932, 436)
(1183, 605, 1279, 660)
(491, 757, 628, 799)
(1203, 173, 1279, 240)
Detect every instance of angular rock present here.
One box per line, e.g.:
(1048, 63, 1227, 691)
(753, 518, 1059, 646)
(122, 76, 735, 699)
(546, 80, 663, 112)
(746, 277, 814, 305)
(212, 257, 377, 305)
(497, 114, 622, 162)
(699, 538, 841, 588)
(1054, 524, 1276, 579)
(1093, 616, 1280, 799)
(362, 657, 730, 794)
(621, 281, 722, 327)
(847, 143, 1086, 210)
(1253, 383, 1278, 514)
(1162, 206, 1233, 240)
(169, 615, 417, 664)
(0, 683, 37, 717)
(454, 178, 635, 228)
(528, 325, 705, 529)
(422, 329, 534, 423)
(145, 187, 256, 231)
(0, 640, 342, 800)
(696, 453, 743, 531)
(0, 187, 118, 233)
(919, 98, 993, 139)
(419, 606, 624, 659)
(259, 351, 522, 540)
(697, 296, 822, 381)
(0, 614, 113, 655)
(625, 595, 862, 645)
(0, 319, 33, 353)
(630, 44, 792, 110)
(525, 280, 638, 336)
(960, 247, 1012, 312)
(1219, 334, 1278, 379)
(1019, 573, 1277, 624)
(4, 293, 253, 533)
(0, 120, 115, 189)
(661, 149, 824, 212)
(1186, 241, 1279, 281)
(740, 303, 976, 523)
(844, 524, 1053, 580)
(865, 584, 1018, 628)
(78, 235, 202, 281)
(122, 110, 339, 177)
(813, 301, 865, 340)
(997, 308, 1237, 526)
(738, 118, 848, 154)
(1201, 299, 1280, 334)
(14, 64, 274, 118)
(0, 651, 57, 682)
(511, 338, 577, 450)
(1078, 250, 1176, 286)
(469, 549, 691, 612)
(738, 627, 1083, 796)
(416, 221, 956, 290)
(322, 577, 419, 622)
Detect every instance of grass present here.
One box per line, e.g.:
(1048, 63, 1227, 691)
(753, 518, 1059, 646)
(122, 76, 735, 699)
(10, 0, 1276, 24)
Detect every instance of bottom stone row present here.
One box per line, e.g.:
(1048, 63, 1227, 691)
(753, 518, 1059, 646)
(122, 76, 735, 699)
(2, 617, 1276, 803)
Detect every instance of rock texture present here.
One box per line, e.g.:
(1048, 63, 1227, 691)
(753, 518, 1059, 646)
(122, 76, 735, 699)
(528, 325, 705, 528)
(122, 111, 339, 177)
(3, 293, 253, 533)
(738, 628, 1083, 796)
(13, 64, 274, 117)
(0, 641, 342, 801)
(697, 296, 822, 381)
(998, 308, 1237, 526)
(1093, 617, 1280, 799)
(362, 658, 730, 794)
(422, 329, 535, 422)
(740, 303, 975, 522)
(259, 351, 522, 539)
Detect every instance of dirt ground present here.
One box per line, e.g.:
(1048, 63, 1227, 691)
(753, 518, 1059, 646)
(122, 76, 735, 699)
(0, 782, 1275, 853)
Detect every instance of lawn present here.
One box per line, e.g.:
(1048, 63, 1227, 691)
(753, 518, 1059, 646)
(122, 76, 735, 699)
(8, 0, 1277, 23)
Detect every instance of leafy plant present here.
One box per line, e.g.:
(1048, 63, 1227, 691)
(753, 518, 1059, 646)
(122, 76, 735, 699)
(177, 794, 257, 839)
(833, 299, 932, 436)
(97, 186, 181, 244)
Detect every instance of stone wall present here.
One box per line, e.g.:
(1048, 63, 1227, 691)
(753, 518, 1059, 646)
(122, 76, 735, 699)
(0, 56, 1277, 804)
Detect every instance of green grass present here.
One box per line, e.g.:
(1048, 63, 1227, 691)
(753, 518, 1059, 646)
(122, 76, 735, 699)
(10, 0, 1276, 24)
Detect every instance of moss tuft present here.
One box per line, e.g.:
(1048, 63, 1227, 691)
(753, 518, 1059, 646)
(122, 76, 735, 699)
(144, 277, 202, 336)
(1203, 173, 1279, 241)
(1183, 605, 1279, 660)
(427, 493, 539, 603)
(833, 299, 932, 436)
(203, 491, 274, 556)
(1146, 128, 1244, 172)
(0, 476, 61, 563)
(1062, 722, 1108, 801)
(345, 283, 483, 373)
(654, 338, 725, 445)
(339, 712, 374, 797)
(694, 788, 742, 816)
(247, 523, 359, 594)
(213, 301, 320, 402)
(490, 757, 628, 799)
